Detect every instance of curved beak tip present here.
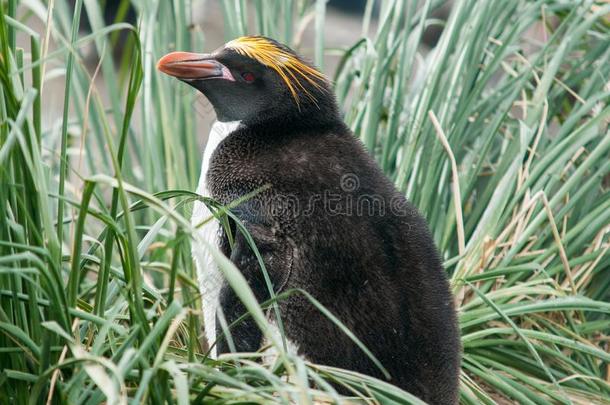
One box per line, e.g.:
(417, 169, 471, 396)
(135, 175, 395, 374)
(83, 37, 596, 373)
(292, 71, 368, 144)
(155, 58, 164, 72)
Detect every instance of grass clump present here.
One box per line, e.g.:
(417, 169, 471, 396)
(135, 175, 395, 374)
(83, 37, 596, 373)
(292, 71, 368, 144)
(1, 0, 609, 403)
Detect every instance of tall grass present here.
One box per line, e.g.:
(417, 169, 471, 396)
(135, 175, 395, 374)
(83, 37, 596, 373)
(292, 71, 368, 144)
(1, 0, 609, 403)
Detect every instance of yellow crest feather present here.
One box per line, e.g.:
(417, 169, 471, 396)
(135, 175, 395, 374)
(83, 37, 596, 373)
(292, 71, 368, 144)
(225, 36, 327, 106)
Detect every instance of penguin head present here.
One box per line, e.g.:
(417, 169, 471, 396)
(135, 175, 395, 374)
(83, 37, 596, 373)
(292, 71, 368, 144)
(157, 36, 338, 126)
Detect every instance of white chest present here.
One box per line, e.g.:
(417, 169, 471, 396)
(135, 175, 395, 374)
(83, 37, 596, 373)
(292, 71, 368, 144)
(192, 120, 241, 359)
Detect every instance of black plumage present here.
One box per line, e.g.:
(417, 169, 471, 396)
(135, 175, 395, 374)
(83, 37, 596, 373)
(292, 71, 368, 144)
(158, 36, 461, 404)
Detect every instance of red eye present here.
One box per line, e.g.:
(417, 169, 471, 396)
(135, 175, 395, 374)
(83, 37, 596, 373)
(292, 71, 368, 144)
(242, 72, 255, 82)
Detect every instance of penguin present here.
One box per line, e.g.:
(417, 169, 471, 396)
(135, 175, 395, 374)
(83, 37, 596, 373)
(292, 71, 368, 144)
(157, 36, 461, 404)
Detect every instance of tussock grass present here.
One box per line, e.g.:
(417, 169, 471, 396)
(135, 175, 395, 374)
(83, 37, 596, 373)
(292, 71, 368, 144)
(0, 0, 609, 403)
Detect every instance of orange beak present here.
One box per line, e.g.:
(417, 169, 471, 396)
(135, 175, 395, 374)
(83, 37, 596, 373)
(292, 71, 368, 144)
(156, 51, 235, 81)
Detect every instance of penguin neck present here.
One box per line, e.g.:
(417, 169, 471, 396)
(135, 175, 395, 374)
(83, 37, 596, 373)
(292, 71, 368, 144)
(243, 110, 344, 138)
(239, 94, 343, 134)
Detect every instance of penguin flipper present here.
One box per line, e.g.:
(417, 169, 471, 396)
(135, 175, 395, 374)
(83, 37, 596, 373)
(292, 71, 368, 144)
(216, 205, 293, 354)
